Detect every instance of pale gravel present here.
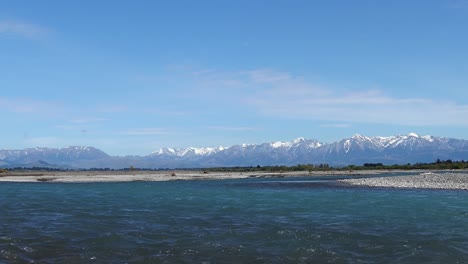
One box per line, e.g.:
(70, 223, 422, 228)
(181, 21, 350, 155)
(2, 170, 468, 190)
(0, 170, 388, 183)
(340, 172, 468, 190)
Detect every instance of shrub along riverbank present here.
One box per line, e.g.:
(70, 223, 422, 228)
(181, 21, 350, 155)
(2, 159, 466, 173)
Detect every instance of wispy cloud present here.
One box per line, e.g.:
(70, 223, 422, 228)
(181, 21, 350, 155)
(56, 118, 107, 133)
(244, 69, 292, 83)
(69, 118, 109, 124)
(0, 20, 48, 39)
(55, 125, 78, 130)
(0, 97, 62, 115)
(95, 105, 129, 113)
(175, 67, 468, 127)
(248, 87, 468, 126)
(23, 137, 66, 147)
(121, 128, 171, 136)
(208, 126, 258, 131)
(320, 123, 352, 128)
(142, 107, 192, 116)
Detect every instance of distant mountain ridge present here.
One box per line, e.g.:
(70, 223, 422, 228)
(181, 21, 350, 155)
(1, 133, 467, 169)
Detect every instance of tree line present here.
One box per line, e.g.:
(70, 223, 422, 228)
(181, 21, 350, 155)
(204, 159, 467, 172)
(1, 159, 467, 172)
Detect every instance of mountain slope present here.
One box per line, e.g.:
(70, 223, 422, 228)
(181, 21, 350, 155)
(0, 146, 110, 167)
(148, 133, 468, 167)
(1, 133, 467, 169)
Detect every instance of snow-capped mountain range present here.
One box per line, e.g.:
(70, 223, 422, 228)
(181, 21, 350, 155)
(153, 146, 227, 157)
(152, 137, 322, 157)
(1, 133, 467, 169)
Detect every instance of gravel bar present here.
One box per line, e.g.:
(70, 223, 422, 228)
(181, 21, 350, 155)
(339, 172, 468, 190)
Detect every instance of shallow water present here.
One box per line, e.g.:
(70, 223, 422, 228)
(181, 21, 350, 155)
(1, 176, 467, 263)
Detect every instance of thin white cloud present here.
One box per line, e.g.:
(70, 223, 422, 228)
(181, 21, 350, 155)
(0, 20, 48, 38)
(69, 118, 109, 124)
(121, 128, 170, 136)
(208, 126, 258, 131)
(191, 68, 294, 88)
(142, 107, 192, 116)
(320, 123, 352, 128)
(95, 105, 129, 113)
(244, 69, 291, 83)
(23, 137, 66, 147)
(55, 118, 107, 133)
(0, 97, 62, 115)
(248, 89, 468, 126)
(55, 125, 77, 130)
(175, 67, 468, 127)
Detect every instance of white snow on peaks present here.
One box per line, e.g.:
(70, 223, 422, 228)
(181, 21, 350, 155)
(406, 133, 433, 141)
(309, 142, 322, 148)
(292, 137, 305, 143)
(364, 133, 434, 148)
(150, 133, 443, 158)
(152, 137, 323, 156)
(351, 134, 371, 141)
(422, 135, 434, 142)
(191, 147, 224, 155)
(153, 146, 226, 156)
(153, 148, 175, 155)
(270, 138, 309, 148)
(270, 141, 292, 148)
(167, 148, 176, 153)
(66, 146, 93, 151)
(344, 139, 351, 153)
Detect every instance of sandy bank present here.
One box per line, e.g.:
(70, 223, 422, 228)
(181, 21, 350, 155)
(0, 169, 388, 183)
(340, 172, 468, 190)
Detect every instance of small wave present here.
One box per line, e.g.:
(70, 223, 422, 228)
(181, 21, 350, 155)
(0, 249, 17, 260)
(20, 246, 34, 253)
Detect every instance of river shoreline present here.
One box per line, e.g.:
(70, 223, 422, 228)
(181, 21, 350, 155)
(0, 170, 467, 188)
(339, 172, 468, 190)
(0, 169, 384, 183)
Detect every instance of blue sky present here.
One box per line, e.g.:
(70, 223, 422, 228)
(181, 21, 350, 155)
(1, 0, 468, 155)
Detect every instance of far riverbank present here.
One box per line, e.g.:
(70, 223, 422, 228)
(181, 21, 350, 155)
(0, 170, 467, 189)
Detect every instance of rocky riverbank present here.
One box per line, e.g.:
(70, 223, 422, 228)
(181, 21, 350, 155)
(340, 172, 468, 190)
(0, 169, 386, 183)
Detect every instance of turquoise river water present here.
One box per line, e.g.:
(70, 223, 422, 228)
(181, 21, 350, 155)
(0, 175, 467, 263)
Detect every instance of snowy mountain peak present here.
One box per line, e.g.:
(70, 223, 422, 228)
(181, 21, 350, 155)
(351, 134, 370, 141)
(422, 135, 434, 142)
(191, 146, 226, 156)
(310, 142, 323, 148)
(269, 137, 313, 148)
(292, 137, 306, 143)
(152, 146, 226, 157)
(1, 133, 467, 169)
(153, 148, 175, 155)
(270, 141, 291, 148)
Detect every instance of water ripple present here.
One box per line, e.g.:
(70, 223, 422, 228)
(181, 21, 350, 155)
(1, 180, 467, 263)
